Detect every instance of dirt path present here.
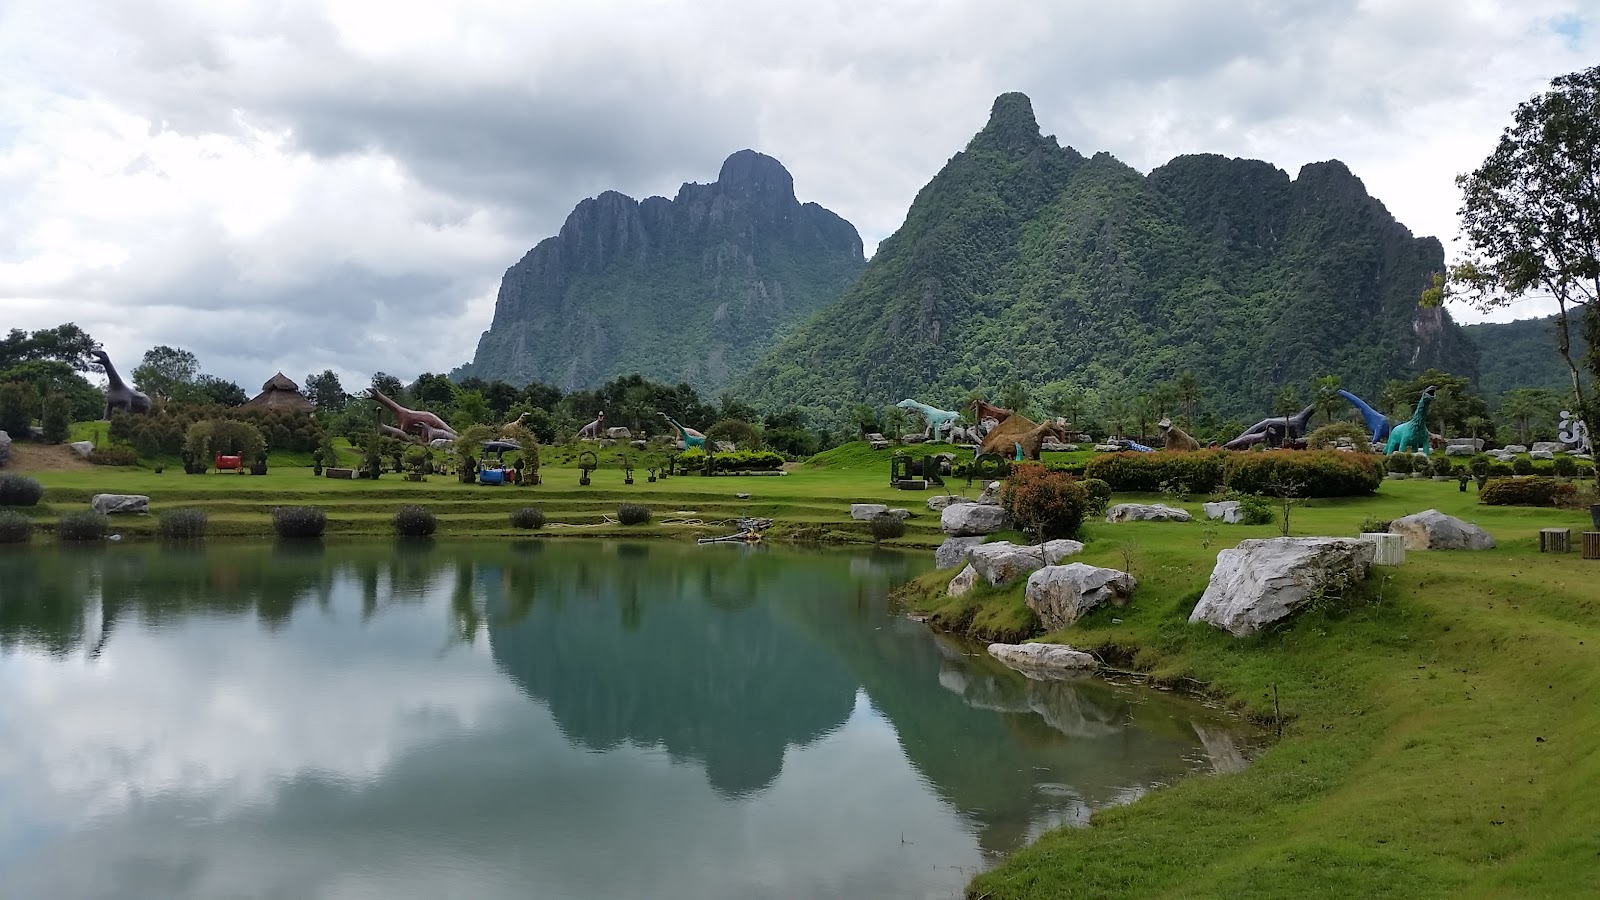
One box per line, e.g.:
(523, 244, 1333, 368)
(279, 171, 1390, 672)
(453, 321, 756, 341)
(6, 442, 94, 472)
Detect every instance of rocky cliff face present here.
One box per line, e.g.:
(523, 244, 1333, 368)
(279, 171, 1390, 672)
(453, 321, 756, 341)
(461, 151, 865, 391)
(738, 94, 1478, 424)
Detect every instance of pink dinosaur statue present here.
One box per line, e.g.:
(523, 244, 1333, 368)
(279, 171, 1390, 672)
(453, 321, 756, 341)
(577, 412, 604, 440)
(369, 388, 458, 442)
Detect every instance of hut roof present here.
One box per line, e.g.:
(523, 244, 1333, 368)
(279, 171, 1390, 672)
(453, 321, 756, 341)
(241, 372, 315, 413)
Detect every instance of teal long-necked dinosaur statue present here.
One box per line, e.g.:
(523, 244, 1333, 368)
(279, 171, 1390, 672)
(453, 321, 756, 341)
(658, 412, 706, 450)
(1384, 386, 1436, 455)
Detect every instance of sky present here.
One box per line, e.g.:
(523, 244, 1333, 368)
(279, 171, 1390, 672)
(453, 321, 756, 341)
(1, 0, 1596, 391)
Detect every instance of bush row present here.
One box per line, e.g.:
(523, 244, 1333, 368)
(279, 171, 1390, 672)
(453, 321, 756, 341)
(1082, 450, 1384, 498)
(1478, 477, 1577, 507)
(110, 404, 324, 457)
(677, 448, 785, 472)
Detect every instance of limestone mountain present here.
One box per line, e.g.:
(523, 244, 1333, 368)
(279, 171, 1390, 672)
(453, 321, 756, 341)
(738, 93, 1479, 424)
(460, 150, 865, 392)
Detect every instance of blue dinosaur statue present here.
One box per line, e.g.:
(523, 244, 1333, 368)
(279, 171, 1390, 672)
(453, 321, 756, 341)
(1384, 386, 1436, 456)
(896, 398, 961, 440)
(1337, 389, 1391, 442)
(658, 413, 706, 450)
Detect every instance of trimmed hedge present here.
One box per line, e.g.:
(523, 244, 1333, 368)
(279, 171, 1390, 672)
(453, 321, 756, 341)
(868, 512, 907, 541)
(1001, 464, 1088, 540)
(57, 511, 108, 542)
(510, 507, 545, 529)
(87, 446, 139, 466)
(158, 508, 208, 539)
(1479, 477, 1576, 507)
(677, 448, 785, 473)
(0, 510, 33, 543)
(1084, 450, 1382, 498)
(273, 506, 327, 538)
(617, 503, 652, 525)
(0, 474, 44, 506)
(393, 505, 438, 537)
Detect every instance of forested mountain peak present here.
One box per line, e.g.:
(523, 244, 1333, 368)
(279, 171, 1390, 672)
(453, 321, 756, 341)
(459, 150, 865, 391)
(736, 93, 1477, 425)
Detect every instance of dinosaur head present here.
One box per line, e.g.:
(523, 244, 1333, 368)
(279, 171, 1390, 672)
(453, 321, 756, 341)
(1417, 385, 1437, 411)
(896, 399, 917, 409)
(90, 348, 110, 364)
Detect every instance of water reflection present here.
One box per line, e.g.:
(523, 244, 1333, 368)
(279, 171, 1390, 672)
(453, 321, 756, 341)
(0, 542, 1257, 899)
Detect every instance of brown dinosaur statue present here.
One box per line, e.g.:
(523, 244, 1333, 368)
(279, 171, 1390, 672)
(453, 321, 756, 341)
(1158, 417, 1200, 452)
(369, 388, 458, 442)
(970, 398, 1013, 435)
(978, 414, 1066, 460)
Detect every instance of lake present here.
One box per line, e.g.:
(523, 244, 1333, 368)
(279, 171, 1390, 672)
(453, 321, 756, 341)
(0, 540, 1257, 899)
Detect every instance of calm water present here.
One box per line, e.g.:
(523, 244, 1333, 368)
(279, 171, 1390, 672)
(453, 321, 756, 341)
(0, 541, 1256, 900)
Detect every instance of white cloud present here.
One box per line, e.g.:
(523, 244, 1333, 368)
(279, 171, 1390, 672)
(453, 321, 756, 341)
(1, 0, 1595, 386)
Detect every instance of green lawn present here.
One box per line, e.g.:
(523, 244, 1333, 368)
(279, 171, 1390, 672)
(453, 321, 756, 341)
(897, 479, 1600, 899)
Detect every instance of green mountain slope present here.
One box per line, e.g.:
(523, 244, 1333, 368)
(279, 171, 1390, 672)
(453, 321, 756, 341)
(460, 151, 865, 392)
(738, 94, 1478, 423)
(1462, 313, 1588, 397)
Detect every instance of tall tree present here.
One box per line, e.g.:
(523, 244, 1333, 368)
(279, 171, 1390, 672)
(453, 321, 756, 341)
(998, 380, 1029, 417)
(1447, 65, 1600, 426)
(193, 375, 246, 407)
(304, 370, 348, 412)
(1174, 371, 1200, 427)
(1311, 375, 1343, 425)
(131, 346, 200, 400)
(370, 372, 405, 402)
(1499, 388, 1561, 445)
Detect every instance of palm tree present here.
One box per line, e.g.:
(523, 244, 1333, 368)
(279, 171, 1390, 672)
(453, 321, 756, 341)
(998, 380, 1029, 417)
(1133, 393, 1158, 441)
(1499, 388, 1560, 445)
(1175, 371, 1200, 427)
(1464, 415, 1490, 441)
(1311, 375, 1343, 425)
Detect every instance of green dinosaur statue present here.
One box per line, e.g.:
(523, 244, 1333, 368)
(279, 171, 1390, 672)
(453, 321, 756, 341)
(1384, 386, 1436, 456)
(658, 412, 706, 450)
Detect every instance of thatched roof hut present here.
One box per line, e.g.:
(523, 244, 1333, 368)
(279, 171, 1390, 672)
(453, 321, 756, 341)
(241, 372, 315, 413)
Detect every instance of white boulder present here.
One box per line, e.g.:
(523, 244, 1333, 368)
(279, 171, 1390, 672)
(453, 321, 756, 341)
(1532, 441, 1562, 453)
(1529, 449, 1555, 460)
(1189, 537, 1375, 636)
(850, 503, 888, 521)
(90, 494, 149, 515)
(987, 642, 1098, 677)
(1447, 438, 1484, 452)
(1203, 500, 1242, 524)
(927, 494, 970, 512)
(1025, 563, 1137, 630)
(68, 441, 95, 459)
(935, 536, 986, 569)
(946, 564, 978, 597)
(976, 480, 1002, 505)
(941, 502, 1008, 536)
(1504, 444, 1528, 454)
(1105, 503, 1192, 523)
(1388, 509, 1495, 551)
(967, 540, 1086, 587)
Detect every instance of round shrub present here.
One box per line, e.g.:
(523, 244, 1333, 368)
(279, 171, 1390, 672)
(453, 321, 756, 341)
(868, 512, 907, 541)
(273, 506, 327, 539)
(1001, 464, 1088, 540)
(1084, 450, 1226, 494)
(0, 474, 44, 507)
(0, 510, 34, 544)
(158, 508, 208, 540)
(510, 507, 546, 529)
(1469, 454, 1491, 478)
(393, 505, 438, 537)
(57, 510, 108, 542)
(1430, 455, 1454, 477)
(1512, 457, 1534, 476)
(1410, 453, 1430, 474)
(1223, 451, 1384, 498)
(1479, 476, 1576, 507)
(617, 503, 652, 526)
(1488, 461, 1515, 477)
(1079, 477, 1112, 515)
(1385, 453, 1412, 474)
(1236, 493, 1276, 525)
(1554, 455, 1578, 477)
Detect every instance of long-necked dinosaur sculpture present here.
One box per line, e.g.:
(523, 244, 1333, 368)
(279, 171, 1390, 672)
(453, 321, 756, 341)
(369, 388, 458, 442)
(658, 412, 706, 450)
(1337, 389, 1392, 442)
(92, 349, 151, 418)
(1224, 404, 1317, 450)
(1384, 386, 1435, 455)
(896, 398, 961, 440)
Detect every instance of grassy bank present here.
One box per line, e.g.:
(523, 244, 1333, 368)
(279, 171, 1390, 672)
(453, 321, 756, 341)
(898, 483, 1600, 898)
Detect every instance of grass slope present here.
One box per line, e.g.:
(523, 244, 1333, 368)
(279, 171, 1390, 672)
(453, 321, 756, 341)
(896, 481, 1600, 899)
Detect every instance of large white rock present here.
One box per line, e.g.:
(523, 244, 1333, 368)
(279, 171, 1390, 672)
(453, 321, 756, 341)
(1504, 444, 1529, 454)
(1359, 532, 1406, 565)
(1388, 509, 1495, 550)
(603, 426, 633, 439)
(1445, 444, 1475, 457)
(946, 564, 978, 597)
(1189, 537, 1376, 636)
(1105, 503, 1192, 523)
(942, 502, 1008, 536)
(68, 440, 95, 459)
(976, 481, 1003, 505)
(0, 430, 10, 466)
(1025, 563, 1137, 630)
(967, 540, 1086, 587)
(1532, 441, 1562, 453)
(927, 494, 971, 512)
(1447, 438, 1484, 452)
(850, 503, 889, 521)
(1529, 449, 1555, 460)
(987, 642, 1099, 677)
(1203, 500, 1242, 523)
(935, 536, 986, 569)
(90, 493, 149, 515)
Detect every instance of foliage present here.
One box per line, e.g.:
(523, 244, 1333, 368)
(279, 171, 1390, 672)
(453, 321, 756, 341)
(56, 511, 108, 541)
(1079, 477, 1112, 515)
(1223, 451, 1384, 498)
(676, 447, 784, 472)
(868, 512, 907, 541)
(131, 345, 200, 399)
(1303, 421, 1371, 449)
(185, 418, 268, 465)
(705, 418, 762, 449)
(1479, 476, 1576, 507)
(1488, 460, 1515, 477)
(0, 510, 33, 543)
(0, 474, 44, 506)
(272, 506, 327, 539)
(40, 391, 69, 443)
(1000, 464, 1088, 540)
(616, 503, 652, 526)
(1554, 454, 1579, 477)
(1085, 450, 1227, 494)
(158, 508, 208, 540)
(0, 359, 103, 422)
(1385, 453, 1412, 474)
(1498, 387, 1562, 445)
(0, 381, 38, 436)
(510, 507, 546, 529)
(87, 446, 138, 466)
(1430, 455, 1455, 477)
(304, 369, 348, 412)
(112, 404, 323, 457)
(1512, 457, 1534, 476)
(1235, 492, 1275, 525)
(0, 323, 99, 371)
(392, 505, 439, 537)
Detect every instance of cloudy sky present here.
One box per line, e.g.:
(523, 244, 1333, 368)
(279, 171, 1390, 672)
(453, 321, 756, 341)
(2, 0, 1595, 390)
